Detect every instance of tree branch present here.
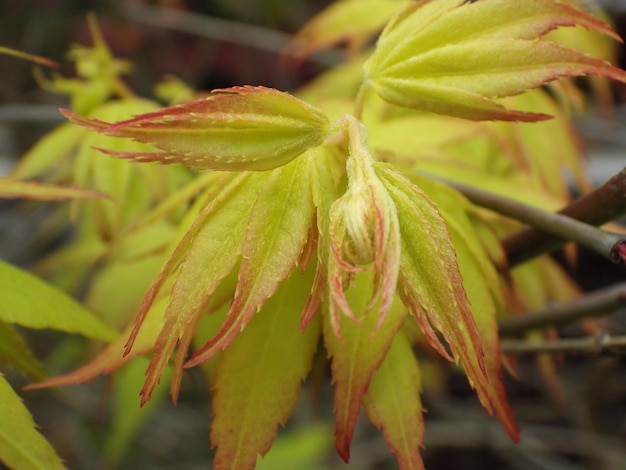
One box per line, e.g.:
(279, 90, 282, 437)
(501, 332, 626, 356)
(502, 167, 626, 265)
(118, 2, 342, 67)
(440, 177, 626, 265)
(498, 283, 626, 336)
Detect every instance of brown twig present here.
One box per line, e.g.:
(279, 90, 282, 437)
(503, 167, 626, 265)
(118, 2, 342, 67)
(439, 176, 626, 264)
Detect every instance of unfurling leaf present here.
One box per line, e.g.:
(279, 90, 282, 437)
(62, 86, 330, 171)
(364, 0, 626, 121)
(327, 118, 400, 337)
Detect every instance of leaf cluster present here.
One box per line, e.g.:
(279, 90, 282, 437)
(2, 1, 626, 469)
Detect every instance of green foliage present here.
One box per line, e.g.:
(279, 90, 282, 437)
(0, 260, 117, 342)
(2, 1, 626, 469)
(0, 374, 64, 470)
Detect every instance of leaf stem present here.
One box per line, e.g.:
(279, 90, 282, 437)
(352, 81, 371, 121)
(503, 167, 626, 265)
(438, 177, 626, 265)
(498, 283, 626, 336)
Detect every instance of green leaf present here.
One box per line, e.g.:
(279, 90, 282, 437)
(512, 256, 582, 311)
(210, 270, 321, 469)
(255, 423, 334, 470)
(0, 259, 117, 342)
(285, 0, 408, 58)
(63, 86, 330, 171)
(0, 373, 65, 470)
(85, 252, 168, 330)
(24, 296, 167, 392)
(0, 177, 106, 201)
(497, 89, 590, 199)
(11, 123, 83, 180)
(187, 154, 316, 366)
(323, 271, 407, 462)
(0, 46, 57, 67)
(104, 357, 172, 466)
(364, 0, 626, 121)
(410, 174, 506, 310)
(363, 331, 424, 470)
(368, 113, 487, 159)
(0, 322, 47, 381)
(414, 176, 518, 439)
(71, 99, 169, 237)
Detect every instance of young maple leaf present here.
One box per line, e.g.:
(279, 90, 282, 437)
(61, 86, 330, 171)
(327, 118, 400, 337)
(25, 2, 626, 469)
(319, 116, 518, 463)
(364, 0, 626, 121)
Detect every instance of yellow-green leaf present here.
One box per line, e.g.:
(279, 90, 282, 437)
(63, 86, 330, 171)
(255, 423, 334, 470)
(0, 322, 47, 381)
(210, 270, 320, 470)
(363, 331, 424, 470)
(497, 89, 590, 199)
(0, 259, 117, 342)
(364, 0, 626, 121)
(376, 165, 492, 410)
(395, 172, 519, 439)
(103, 357, 172, 466)
(285, 0, 407, 58)
(0, 373, 65, 470)
(323, 271, 407, 462)
(71, 99, 173, 237)
(11, 123, 83, 180)
(24, 296, 167, 392)
(187, 155, 316, 366)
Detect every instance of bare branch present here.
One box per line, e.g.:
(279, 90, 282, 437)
(118, 2, 342, 67)
(498, 283, 626, 336)
(501, 332, 626, 356)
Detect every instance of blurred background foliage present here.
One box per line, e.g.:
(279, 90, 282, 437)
(2, 1, 626, 469)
